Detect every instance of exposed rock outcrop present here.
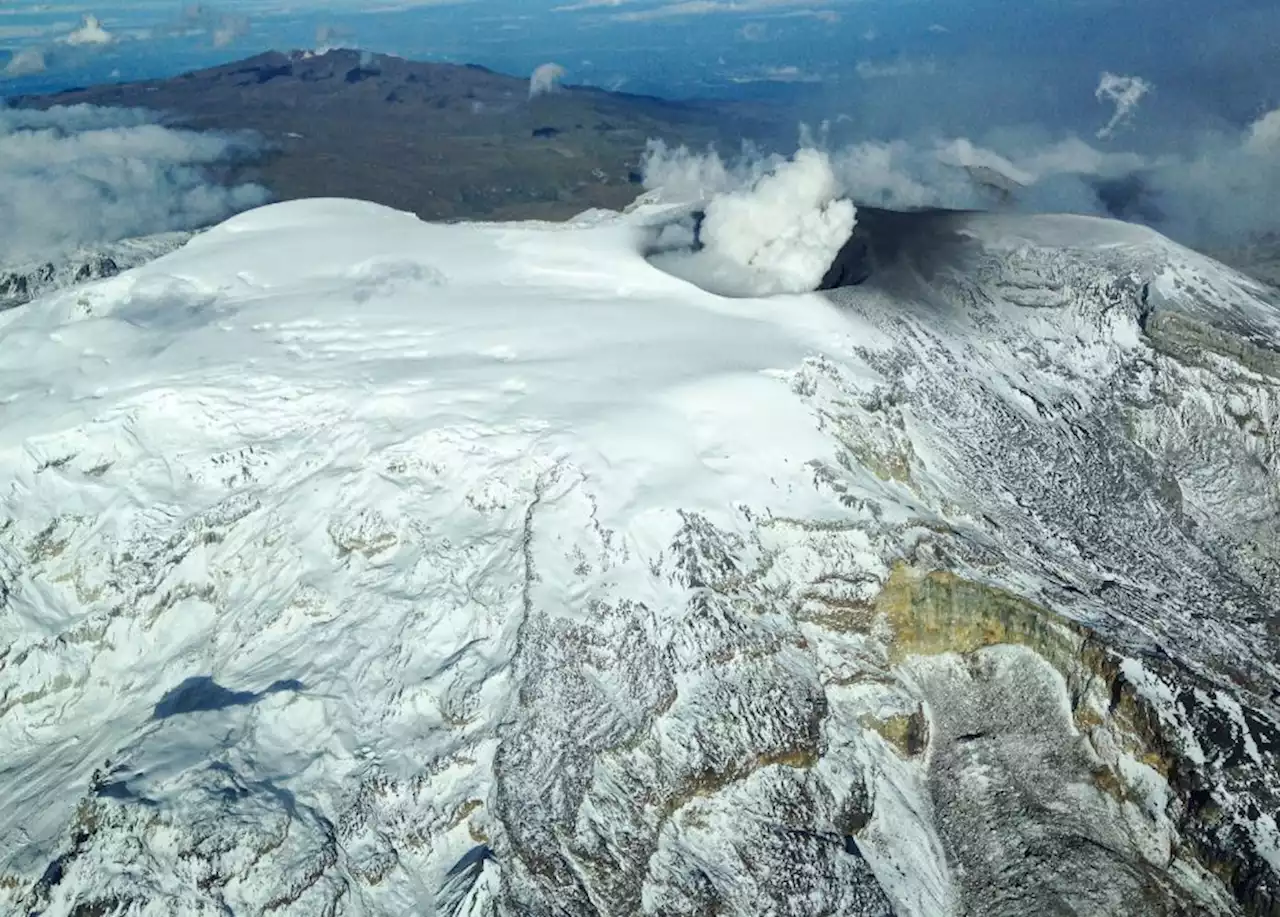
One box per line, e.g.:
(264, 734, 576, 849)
(0, 233, 191, 310)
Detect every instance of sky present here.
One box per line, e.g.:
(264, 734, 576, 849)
(0, 0, 1277, 261)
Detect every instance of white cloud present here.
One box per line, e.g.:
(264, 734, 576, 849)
(856, 58, 938, 80)
(1245, 107, 1280, 154)
(0, 4, 91, 14)
(731, 7, 837, 31)
(1014, 136, 1145, 180)
(935, 137, 1035, 186)
(0, 105, 268, 263)
(553, 0, 631, 10)
(615, 0, 826, 22)
(212, 19, 247, 46)
(314, 23, 357, 50)
(643, 143, 855, 295)
(730, 64, 821, 84)
(62, 13, 113, 46)
(640, 135, 971, 218)
(639, 140, 741, 201)
(154, 4, 250, 48)
(699, 148, 854, 293)
(3, 46, 47, 76)
(1095, 72, 1152, 140)
(828, 140, 952, 208)
(529, 62, 565, 98)
(640, 99, 1280, 252)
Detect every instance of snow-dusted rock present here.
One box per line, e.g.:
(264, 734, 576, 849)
(0, 232, 193, 312)
(0, 198, 1277, 916)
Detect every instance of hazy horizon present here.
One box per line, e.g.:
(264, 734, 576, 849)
(2, 0, 1278, 263)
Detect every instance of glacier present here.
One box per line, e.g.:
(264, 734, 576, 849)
(0, 196, 1277, 916)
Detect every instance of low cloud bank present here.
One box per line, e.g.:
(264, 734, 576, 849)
(0, 105, 268, 263)
(642, 103, 1280, 253)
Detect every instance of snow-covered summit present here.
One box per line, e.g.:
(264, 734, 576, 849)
(1, 197, 1278, 916)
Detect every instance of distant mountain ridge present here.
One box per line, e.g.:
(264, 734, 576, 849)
(17, 49, 782, 223)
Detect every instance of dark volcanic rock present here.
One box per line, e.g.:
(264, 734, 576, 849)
(819, 206, 981, 291)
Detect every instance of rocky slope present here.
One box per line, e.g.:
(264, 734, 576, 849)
(0, 233, 192, 311)
(0, 198, 1276, 916)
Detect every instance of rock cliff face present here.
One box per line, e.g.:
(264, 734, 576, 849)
(0, 200, 1277, 916)
(870, 567, 1278, 916)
